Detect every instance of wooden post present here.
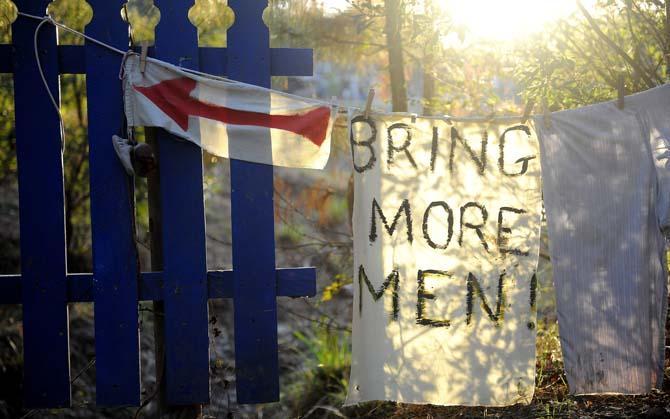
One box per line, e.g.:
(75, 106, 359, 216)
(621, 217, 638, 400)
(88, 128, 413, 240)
(145, 101, 203, 419)
(145, 127, 170, 417)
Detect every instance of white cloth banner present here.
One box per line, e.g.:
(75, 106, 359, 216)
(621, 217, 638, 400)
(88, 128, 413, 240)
(123, 55, 335, 169)
(346, 114, 542, 406)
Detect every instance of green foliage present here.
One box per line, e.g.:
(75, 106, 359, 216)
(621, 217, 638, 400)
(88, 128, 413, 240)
(0, 0, 16, 42)
(48, 0, 92, 44)
(188, 0, 234, 47)
(60, 74, 93, 272)
(325, 195, 348, 225)
(0, 75, 15, 187)
(287, 325, 351, 417)
(277, 222, 306, 245)
(320, 273, 351, 303)
(514, 0, 668, 111)
(122, 0, 160, 45)
(535, 318, 567, 394)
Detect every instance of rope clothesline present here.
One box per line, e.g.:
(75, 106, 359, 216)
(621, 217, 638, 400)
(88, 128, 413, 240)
(17, 10, 540, 126)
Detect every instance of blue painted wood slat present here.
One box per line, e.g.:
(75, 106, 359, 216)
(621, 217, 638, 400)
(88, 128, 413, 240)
(0, 44, 12, 72)
(0, 45, 313, 76)
(153, 0, 210, 405)
(227, 0, 280, 404)
(85, 0, 141, 407)
(12, 0, 71, 407)
(0, 268, 317, 304)
(198, 47, 314, 77)
(0, 44, 88, 74)
(0, 268, 316, 304)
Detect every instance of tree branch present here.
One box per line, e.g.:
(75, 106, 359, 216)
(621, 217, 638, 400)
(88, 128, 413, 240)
(577, 0, 657, 88)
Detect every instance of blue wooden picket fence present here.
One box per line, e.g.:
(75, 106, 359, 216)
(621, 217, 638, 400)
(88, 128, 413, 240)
(0, 0, 316, 409)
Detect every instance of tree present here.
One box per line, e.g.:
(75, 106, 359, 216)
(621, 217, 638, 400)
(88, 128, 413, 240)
(514, 0, 670, 111)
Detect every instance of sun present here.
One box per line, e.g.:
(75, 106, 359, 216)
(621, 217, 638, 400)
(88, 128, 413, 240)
(321, 0, 596, 42)
(444, 0, 595, 42)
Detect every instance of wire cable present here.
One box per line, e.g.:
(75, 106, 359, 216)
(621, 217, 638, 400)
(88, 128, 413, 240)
(16, 10, 542, 125)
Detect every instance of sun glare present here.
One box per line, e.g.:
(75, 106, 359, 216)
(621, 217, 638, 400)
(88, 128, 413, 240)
(446, 0, 593, 42)
(320, 0, 597, 42)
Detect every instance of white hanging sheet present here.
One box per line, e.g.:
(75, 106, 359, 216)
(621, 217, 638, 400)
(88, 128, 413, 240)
(346, 115, 542, 406)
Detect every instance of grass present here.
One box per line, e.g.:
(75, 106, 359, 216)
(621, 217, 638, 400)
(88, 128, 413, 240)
(285, 323, 351, 418)
(284, 316, 670, 418)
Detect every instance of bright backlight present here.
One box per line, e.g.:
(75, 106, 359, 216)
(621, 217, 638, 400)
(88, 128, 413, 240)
(320, 0, 595, 42)
(445, 0, 589, 42)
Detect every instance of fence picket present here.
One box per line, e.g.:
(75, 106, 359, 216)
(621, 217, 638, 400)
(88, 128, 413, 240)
(1, 0, 316, 408)
(12, 0, 71, 407)
(227, 0, 280, 403)
(85, 0, 141, 406)
(153, 0, 210, 405)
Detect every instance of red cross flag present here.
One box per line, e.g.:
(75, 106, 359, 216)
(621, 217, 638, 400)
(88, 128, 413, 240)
(123, 55, 335, 169)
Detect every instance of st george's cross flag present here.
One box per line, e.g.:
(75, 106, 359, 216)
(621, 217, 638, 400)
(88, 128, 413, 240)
(123, 54, 335, 169)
